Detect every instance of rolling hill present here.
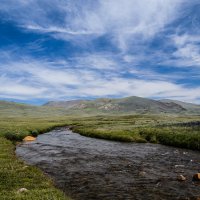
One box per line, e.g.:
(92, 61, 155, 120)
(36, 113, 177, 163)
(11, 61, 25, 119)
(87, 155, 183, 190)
(1, 96, 200, 117)
(43, 96, 200, 115)
(159, 99, 200, 114)
(0, 100, 67, 117)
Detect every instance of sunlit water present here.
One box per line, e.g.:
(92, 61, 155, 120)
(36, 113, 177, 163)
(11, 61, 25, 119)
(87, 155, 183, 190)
(16, 128, 200, 200)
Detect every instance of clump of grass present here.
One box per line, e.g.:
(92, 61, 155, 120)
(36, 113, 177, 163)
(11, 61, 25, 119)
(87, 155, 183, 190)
(71, 116, 200, 150)
(4, 132, 28, 142)
(156, 130, 200, 150)
(72, 127, 147, 143)
(138, 126, 200, 150)
(30, 129, 39, 137)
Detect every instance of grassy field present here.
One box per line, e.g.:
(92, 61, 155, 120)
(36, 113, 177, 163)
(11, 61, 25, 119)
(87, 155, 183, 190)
(0, 116, 73, 200)
(0, 113, 200, 199)
(71, 115, 200, 150)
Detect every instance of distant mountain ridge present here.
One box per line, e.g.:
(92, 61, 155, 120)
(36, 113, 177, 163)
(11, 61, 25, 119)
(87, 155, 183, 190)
(43, 96, 200, 115)
(44, 100, 87, 109)
(0, 100, 67, 117)
(159, 99, 200, 114)
(1, 96, 200, 117)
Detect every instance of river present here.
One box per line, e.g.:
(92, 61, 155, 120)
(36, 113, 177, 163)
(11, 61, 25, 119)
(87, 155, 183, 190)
(16, 128, 200, 200)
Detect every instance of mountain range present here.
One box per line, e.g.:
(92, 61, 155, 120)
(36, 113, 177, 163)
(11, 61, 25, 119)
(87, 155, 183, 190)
(1, 96, 200, 117)
(44, 96, 200, 115)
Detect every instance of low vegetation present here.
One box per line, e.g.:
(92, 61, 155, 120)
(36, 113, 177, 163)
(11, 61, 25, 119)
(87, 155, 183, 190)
(0, 116, 72, 200)
(70, 115, 200, 150)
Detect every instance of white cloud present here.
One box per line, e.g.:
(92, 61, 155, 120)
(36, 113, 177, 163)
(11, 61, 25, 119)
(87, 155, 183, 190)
(0, 0, 183, 51)
(97, 0, 183, 50)
(161, 33, 200, 67)
(1, 52, 200, 103)
(173, 44, 200, 66)
(172, 34, 200, 47)
(123, 55, 137, 63)
(0, 76, 46, 99)
(71, 54, 119, 70)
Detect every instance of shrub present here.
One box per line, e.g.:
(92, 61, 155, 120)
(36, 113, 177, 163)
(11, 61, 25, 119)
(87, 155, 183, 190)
(4, 132, 27, 142)
(30, 129, 39, 137)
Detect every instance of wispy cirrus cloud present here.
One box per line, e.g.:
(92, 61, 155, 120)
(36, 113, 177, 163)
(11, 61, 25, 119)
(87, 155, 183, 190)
(167, 34, 200, 67)
(0, 0, 184, 51)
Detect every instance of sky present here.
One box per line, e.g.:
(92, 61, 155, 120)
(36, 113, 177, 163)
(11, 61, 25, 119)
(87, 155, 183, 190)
(0, 0, 200, 105)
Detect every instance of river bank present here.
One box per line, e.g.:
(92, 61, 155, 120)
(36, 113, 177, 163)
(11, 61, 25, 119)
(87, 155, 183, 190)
(0, 117, 72, 200)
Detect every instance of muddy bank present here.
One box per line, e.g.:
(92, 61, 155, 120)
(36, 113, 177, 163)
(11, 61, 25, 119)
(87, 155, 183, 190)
(16, 128, 200, 200)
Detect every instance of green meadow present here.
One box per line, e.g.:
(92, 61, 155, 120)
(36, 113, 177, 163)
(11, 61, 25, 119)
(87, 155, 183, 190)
(71, 115, 200, 150)
(0, 116, 72, 200)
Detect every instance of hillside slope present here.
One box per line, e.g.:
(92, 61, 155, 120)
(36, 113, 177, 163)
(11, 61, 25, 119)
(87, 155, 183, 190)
(160, 99, 200, 114)
(43, 96, 192, 115)
(2, 96, 200, 117)
(0, 101, 67, 117)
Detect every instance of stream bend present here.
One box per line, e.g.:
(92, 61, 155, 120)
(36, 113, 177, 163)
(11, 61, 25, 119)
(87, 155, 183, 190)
(16, 128, 200, 200)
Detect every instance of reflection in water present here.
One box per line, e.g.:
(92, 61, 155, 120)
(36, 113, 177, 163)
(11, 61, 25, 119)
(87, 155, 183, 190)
(16, 128, 200, 200)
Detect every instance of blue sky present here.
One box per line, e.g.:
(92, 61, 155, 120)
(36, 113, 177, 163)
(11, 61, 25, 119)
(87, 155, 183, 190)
(0, 0, 200, 105)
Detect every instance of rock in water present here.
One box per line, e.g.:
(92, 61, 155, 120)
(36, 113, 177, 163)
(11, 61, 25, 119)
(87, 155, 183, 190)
(23, 136, 36, 142)
(177, 175, 186, 181)
(138, 171, 146, 177)
(193, 173, 200, 181)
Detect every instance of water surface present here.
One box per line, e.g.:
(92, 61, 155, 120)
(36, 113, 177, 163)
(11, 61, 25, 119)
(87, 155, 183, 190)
(16, 128, 200, 200)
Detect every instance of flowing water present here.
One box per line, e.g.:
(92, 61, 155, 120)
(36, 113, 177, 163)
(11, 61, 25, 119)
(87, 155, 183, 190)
(16, 128, 200, 200)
